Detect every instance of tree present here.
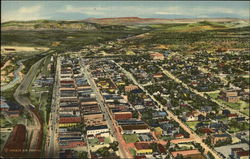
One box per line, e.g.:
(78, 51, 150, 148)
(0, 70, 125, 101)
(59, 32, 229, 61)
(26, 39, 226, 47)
(109, 141, 119, 151)
(176, 154, 184, 159)
(78, 151, 88, 159)
(132, 111, 139, 119)
(150, 143, 158, 152)
(165, 141, 171, 150)
(97, 147, 110, 157)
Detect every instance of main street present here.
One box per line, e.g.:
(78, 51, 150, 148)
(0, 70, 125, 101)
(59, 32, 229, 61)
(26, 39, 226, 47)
(112, 60, 223, 159)
(46, 55, 60, 158)
(80, 57, 132, 159)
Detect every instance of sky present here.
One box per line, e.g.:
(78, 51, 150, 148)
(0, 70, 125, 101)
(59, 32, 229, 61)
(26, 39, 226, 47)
(1, 1, 250, 22)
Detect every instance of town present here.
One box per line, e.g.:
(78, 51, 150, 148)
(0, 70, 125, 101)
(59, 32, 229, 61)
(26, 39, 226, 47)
(1, 1, 250, 158)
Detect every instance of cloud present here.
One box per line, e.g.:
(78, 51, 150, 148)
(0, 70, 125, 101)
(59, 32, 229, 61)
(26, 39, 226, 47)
(61, 5, 106, 15)
(153, 6, 249, 19)
(2, 5, 49, 22)
(18, 5, 42, 14)
(59, 5, 249, 19)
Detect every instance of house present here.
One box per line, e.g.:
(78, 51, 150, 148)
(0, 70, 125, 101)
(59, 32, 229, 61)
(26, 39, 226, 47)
(152, 111, 167, 119)
(154, 127, 163, 136)
(184, 112, 198, 122)
(198, 128, 215, 135)
(134, 143, 153, 155)
(198, 114, 208, 121)
(153, 73, 163, 78)
(125, 84, 139, 92)
(211, 133, 231, 145)
(200, 106, 212, 113)
(175, 133, 184, 139)
(227, 113, 238, 119)
(0, 100, 9, 112)
(150, 52, 164, 60)
(231, 148, 249, 159)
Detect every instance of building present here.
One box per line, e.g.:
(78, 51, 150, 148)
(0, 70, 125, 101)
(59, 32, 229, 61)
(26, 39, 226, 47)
(2, 124, 27, 158)
(125, 85, 139, 92)
(219, 89, 239, 103)
(171, 149, 202, 158)
(0, 100, 9, 112)
(150, 52, 164, 60)
(112, 111, 132, 120)
(59, 117, 81, 127)
(86, 125, 109, 136)
(120, 124, 150, 134)
(211, 133, 231, 145)
(153, 73, 163, 78)
(154, 127, 163, 136)
(83, 113, 106, 126)
(134, 143, 153, 155)
(184, 112, 198, 122)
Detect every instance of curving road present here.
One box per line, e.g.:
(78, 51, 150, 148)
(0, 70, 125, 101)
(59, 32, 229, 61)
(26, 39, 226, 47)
(13, 57, 46, 158)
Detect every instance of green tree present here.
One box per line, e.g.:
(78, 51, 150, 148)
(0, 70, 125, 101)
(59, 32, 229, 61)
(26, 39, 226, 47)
(78, 151, 88, 159)
(109, 141, 119, 151)
(97, 147, 110, 157)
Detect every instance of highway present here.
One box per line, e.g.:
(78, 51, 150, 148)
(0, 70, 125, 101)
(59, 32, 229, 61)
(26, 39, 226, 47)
(112, 60, 223, 159)
(80, 58, 131, 159)
(13, 57, 45, 157)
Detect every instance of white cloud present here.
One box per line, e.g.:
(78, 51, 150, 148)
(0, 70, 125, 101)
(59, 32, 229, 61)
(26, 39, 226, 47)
(18, 5, 42, 14)
(2, 5, 49, 22)
(59, 5, 249, 18)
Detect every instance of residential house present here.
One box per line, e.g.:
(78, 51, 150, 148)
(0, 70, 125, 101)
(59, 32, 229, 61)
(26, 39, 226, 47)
(211, 133, 231, 145)
(150, 53, 164, 60)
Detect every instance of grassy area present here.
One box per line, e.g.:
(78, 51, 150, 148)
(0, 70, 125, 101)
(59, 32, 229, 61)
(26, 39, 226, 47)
(104, 137, 111, 144)
(0, 116, 24, 128)
(1, 84, 19, 102)
(123, 134, 139, 143)
(129, 148, 136, 156)
(88, 138, 99, 146)
(208, 93, 249, 116)
(0, 132, 11, 151)
(185, 121, 200, 130)
(160, 135, 174, 141)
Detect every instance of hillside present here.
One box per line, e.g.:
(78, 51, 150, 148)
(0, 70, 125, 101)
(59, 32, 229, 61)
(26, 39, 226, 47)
(1, 20, 98, 31)
(84, 17, 249, 26)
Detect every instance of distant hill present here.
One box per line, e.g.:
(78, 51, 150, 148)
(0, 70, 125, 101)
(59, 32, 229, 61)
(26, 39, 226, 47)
(1, 17, 249, 31)
(1, 20, 98, 31)
(84, 17, 249, 26)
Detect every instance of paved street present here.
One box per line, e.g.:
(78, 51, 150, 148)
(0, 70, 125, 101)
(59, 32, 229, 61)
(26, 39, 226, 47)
(46, 55, 60, 158)
(80, 58, 132, 159)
